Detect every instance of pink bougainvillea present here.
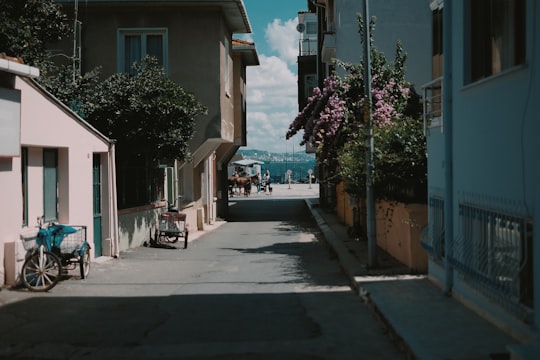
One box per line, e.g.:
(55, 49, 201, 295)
(286, 75, 345, 147)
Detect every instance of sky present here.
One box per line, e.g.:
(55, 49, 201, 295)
(240, 0, 308, 154)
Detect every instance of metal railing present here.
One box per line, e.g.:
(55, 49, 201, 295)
(422, 77, 443, 135)
(299, 39, 317, 56)
(421, 196, 445, 264)
(450, 203, 534, 321)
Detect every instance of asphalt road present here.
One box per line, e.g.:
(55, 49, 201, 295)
(0, 197, 402, 359)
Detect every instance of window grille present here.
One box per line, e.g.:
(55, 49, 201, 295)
(425, 197, 445, 264)
(451, 203, 533, 320)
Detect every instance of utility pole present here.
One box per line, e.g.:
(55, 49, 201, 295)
(363, 0, 377, 268)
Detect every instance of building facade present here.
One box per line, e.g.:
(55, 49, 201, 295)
(297, 0, 432, 205)
(54, 0, 258, 250)
(0, 56, 118, 286)
(422, 0, 539, 353)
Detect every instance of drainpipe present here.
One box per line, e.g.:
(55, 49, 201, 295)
(443, 0, 454, 295)
(108, 141, 120, 258)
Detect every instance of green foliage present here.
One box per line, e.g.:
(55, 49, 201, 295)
(336, 134, 365, 196)
(338, 115, 427, 203)
(292, 14, 427, 204)
(81, 57, 207, 163)
(0, 0, 69, 65)
(374, 116, 427, 202)
(39, 62, 102, 115)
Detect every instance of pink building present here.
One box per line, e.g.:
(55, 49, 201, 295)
(0, 56, 118, 286)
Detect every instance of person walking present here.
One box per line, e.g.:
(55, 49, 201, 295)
(264, 169, 271, 194)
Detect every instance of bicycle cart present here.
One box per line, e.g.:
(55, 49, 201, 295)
(155, 212, 189, 249)
(20, 220, 90, 292)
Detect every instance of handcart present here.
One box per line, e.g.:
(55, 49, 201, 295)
(155, 211, 189, 249)
(20, 219, 90, 292)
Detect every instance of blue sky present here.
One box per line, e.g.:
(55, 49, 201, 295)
(239, 0, 308, 154)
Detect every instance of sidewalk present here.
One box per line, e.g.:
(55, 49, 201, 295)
(0, 184, 528, 359)
(305, 197, 524, 360)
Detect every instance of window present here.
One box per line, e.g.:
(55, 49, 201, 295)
(118, 28, 168, 74)
(224, 36, 231, 95)
(43, 149, 58, 222)
(304, 74, 317, 99)
(306, 22, 317, 35)
(468, 0, 525, 83)
(326, 0, 335, 31)
(432, 7, 443, 77)
(458, 204, 533, 310)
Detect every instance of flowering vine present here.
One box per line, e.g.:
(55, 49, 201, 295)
(286, 16, 426, 203)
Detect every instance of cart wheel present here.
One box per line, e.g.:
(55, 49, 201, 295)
(79, 247, 91, 279)
(22, 250, 62, 292)
(183, 232, 189, 249)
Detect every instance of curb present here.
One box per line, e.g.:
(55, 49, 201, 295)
(305, 200, 365, 293)
(305, 198, 418, 360)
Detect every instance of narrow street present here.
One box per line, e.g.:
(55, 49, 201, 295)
(0, 196, 402, 359)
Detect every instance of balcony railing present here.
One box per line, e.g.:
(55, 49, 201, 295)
(422, 76, 443, 135)
(299, 38, 317, 56)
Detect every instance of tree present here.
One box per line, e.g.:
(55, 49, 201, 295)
(39, 62, 102, 116)
(39, 56, 207, 208)
(0, 1, 206, 208)
(0, 0, 69, 65)
(287, 15, 426, 203)
(82, 56, 207, 164)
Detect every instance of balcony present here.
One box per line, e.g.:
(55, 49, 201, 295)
(422, 76, 443, 134)
(321, 32, 336, 64)
(299, 38, 317, 56)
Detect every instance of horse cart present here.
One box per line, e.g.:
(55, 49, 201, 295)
(150, 198, 189, 249)
(155, 212, 188, 249)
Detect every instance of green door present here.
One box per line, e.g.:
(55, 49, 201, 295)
(93, 154, 102, 256)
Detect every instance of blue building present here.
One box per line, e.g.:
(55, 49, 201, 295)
(422, 0, 540, 355)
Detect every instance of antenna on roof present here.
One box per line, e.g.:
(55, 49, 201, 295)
(72, 0, 82, 82)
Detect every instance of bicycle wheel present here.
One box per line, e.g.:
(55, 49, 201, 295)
(79, 247, 91, 279)
(21, 249, 62, 292)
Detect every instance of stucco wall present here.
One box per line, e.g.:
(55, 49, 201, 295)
(426, 0, 540, 333)
(334, 0, 432, 88)
(0, 157, 24, 286)
(1, 77, 113, 285)
(73, 7, 228, 152)
(117, 200, 206, 251)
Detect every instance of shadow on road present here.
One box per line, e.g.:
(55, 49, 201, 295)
(227, 198, 314, 223)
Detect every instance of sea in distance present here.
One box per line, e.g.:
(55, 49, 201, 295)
(235, 149, 317, 184)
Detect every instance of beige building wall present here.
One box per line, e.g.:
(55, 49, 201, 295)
(52, 1, 255, 247)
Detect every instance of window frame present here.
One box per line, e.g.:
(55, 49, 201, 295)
(466, 0, 526, 84)
(117, 28, 169, 74)
(43, 148, 58, 223)
(224, 36, 231, 97)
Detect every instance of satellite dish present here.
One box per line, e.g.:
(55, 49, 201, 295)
(296, 23, 305, 33)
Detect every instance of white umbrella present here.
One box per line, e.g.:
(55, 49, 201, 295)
(231, 159, 264, 166)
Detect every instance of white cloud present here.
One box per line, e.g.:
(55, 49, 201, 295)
(245, 54, 300, 153)
(237, 33, 254, 43)
(265, 18, 299, 66)
(242, 17, 306, 153)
